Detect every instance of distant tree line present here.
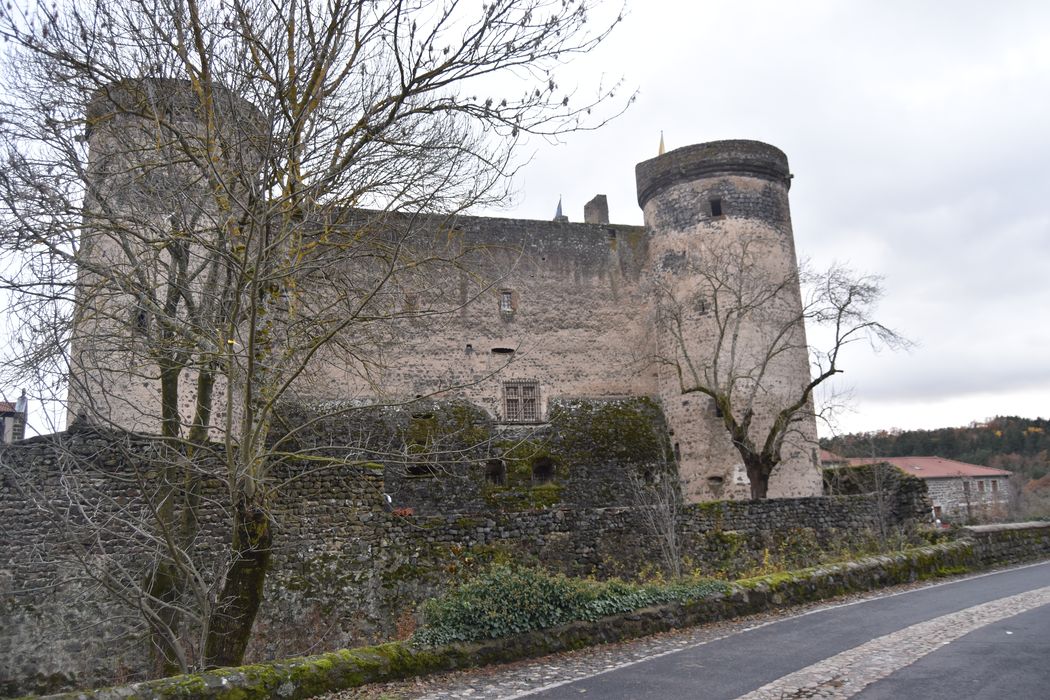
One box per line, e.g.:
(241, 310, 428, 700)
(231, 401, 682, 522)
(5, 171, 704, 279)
(822, 416, 1050, 482)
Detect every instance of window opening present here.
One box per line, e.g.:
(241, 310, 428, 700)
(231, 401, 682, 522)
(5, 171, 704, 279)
(710, 197, 723, 217)
(491, 347, 515, 355)
(485, 459, 507, 486)
(992, 480, 999, 493)
(132, 306, 150, 336)
(978, 480, 985, 493)
(531, 455, 555, 483)
(504, 381, 539, 422)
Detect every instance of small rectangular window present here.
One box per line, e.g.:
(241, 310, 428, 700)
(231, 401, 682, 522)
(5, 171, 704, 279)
(131, 306, 150, 336)
(504, 381, 539, 422)
(710, 198, 723, 217)
(992, 480, 999, 493)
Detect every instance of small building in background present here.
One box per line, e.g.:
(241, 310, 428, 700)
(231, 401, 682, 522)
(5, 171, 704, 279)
(837, 455, 1011, 520)
(0, 391, 28, 444)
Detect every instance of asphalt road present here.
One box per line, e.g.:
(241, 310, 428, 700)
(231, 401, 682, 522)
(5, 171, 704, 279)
(855, 602, 1050, 700)
(521, 561, 1050, 699)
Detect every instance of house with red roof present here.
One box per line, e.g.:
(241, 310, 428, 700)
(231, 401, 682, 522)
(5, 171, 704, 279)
(0, 391, 27, 444)
(838, 455, 1011, 520)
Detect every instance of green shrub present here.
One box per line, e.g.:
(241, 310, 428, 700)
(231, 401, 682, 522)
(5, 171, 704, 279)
(413, 565, 729, 646)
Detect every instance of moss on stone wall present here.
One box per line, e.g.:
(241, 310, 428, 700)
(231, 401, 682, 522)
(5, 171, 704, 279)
(549, 397, 669, 467)
(482, 482, 564, 511)
(40, 533, 1044, 700)
(272, 396, 674, 514)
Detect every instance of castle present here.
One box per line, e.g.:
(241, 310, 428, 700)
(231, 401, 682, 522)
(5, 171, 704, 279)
(68, 82, 821, 501)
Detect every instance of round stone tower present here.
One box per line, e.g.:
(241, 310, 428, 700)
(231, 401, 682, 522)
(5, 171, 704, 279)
(636, 140, 821, 501)
(69, 79, 262, 433)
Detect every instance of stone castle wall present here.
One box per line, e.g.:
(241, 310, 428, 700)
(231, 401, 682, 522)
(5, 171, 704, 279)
(70, 92, 825, 504)
(1, 416, 926, 696)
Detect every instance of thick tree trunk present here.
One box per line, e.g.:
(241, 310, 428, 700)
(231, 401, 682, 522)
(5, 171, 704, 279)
(743, 454, 774, 500)
(203, 493, 272, 668)
(748, 470, 770, 500)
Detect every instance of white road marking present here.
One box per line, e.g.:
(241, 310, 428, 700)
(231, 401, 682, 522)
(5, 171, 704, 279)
(494, 561, 1050, 700)
(733, 585, 1050, 699)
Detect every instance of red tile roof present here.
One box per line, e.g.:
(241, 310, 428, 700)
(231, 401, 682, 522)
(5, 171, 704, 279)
(819, 448, 846, 463)
(0, 402, 15, 413)
(844, 456, 1011, 479)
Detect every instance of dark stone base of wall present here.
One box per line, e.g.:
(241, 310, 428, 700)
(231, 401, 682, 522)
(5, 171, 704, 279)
(31, 523, 1050, 700)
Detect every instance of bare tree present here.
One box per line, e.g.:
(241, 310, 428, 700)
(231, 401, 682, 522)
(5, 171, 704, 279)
(628, 468, 684, 578)
(0, 0, 628, 674)
(656, 236, 907, 499)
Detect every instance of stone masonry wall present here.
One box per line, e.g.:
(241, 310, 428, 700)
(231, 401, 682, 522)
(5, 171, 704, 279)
(925, 476, 1010, 519)
(2, 426, 922, 696)
(636, 141, 822, 502)
(70, 140, 826, 508)
(823, 463, 934, 527)
(964, 522, 1050, 567)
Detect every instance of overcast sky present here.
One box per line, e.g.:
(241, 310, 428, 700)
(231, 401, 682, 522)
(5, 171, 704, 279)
(5, 1, 1047, 438)
(480, 0, 1050, 437)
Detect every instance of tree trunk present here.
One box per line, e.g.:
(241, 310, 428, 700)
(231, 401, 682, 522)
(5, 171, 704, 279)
(144, 358, 190, 673)
(744, 454, 774, 500)
(144, 450, 189, 674)
(748, 469, 770, 500)
(144, 560, 186, 675)
(203, 492, 272, 668)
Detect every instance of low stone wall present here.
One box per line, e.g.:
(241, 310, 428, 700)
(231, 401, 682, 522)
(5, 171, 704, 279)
(22, 522, 1050, 700)
(963, 521, 1050, 567)
(31, 539, 984, 700)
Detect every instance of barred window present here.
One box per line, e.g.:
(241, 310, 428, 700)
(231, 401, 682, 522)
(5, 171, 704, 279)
(499, 290, 514, 313)
(504, 381, 539, 422)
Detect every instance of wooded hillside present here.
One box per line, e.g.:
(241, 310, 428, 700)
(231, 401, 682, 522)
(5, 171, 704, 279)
(821, 416, 1050, 482)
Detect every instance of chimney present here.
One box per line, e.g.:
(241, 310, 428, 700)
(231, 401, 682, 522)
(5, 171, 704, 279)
(584, 194, 609, 224)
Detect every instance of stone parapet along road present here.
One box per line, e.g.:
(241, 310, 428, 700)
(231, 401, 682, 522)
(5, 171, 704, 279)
(321, 560, 1050, 699)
